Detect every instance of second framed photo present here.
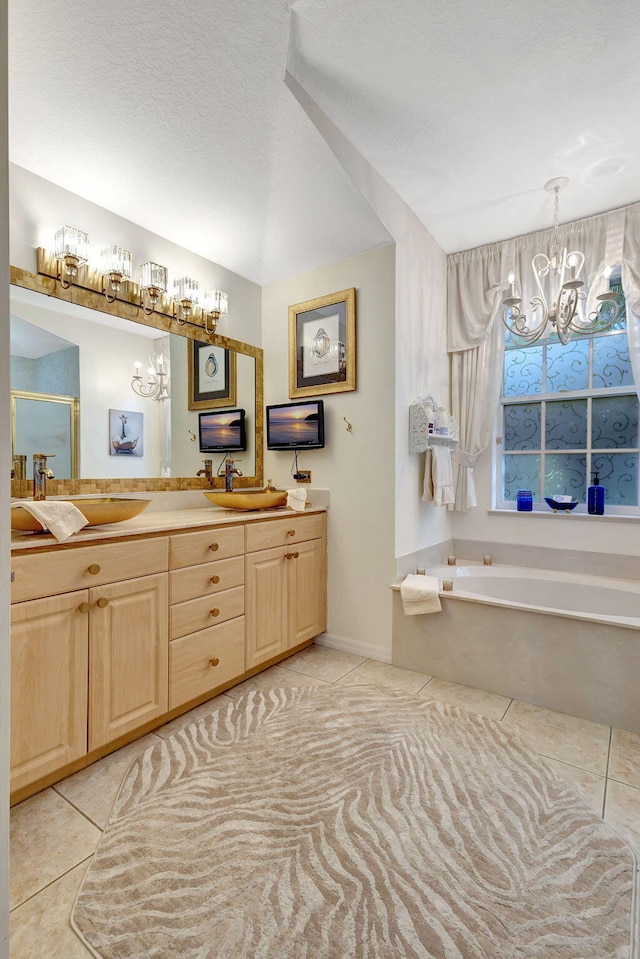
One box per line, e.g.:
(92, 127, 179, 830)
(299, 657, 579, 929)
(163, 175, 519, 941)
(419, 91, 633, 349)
(288, 287, 356, 398)
(188, 339, 237, 411)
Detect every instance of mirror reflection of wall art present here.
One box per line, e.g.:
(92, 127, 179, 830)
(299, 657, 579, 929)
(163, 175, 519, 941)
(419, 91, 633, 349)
(188, 339, 238, 410)
(289, 287, 356, 397)
(110, 409, 143, 456)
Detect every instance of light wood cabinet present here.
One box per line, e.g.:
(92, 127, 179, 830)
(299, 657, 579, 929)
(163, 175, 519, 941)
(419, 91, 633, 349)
(245, 514, 326, 670)
(11, 592, 89, 792)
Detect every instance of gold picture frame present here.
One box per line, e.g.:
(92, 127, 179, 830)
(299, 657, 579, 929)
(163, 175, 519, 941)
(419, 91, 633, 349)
(288, 287, 356, 398)
(188, 339, 237, 411)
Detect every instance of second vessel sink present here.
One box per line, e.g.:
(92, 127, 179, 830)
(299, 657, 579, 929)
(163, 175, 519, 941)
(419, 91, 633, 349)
(11, 497, 151, 531)
(203, 489, 288, 511)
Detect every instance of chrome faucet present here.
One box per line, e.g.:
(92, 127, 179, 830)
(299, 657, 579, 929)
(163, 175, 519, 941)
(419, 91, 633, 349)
(224, 455, 243, 492)
(196, 459, 214, 486)
(33, 453, 55, 501)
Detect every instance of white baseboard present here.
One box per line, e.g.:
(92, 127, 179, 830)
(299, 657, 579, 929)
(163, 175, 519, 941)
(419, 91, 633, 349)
(314, 632, 392, 664)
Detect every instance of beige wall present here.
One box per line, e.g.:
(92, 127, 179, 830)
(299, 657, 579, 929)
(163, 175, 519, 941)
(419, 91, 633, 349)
(262, 244, 397, 656)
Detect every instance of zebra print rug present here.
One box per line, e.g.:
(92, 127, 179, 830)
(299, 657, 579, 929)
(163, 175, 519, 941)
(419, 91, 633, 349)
(72, 686, 638, 958)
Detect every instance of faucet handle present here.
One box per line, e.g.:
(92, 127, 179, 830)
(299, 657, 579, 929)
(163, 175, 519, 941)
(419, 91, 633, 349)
(34, 453, 56, 459)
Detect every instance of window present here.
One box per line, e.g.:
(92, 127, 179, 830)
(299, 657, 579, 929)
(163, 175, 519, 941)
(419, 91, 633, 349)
(497, 285, 639, 512)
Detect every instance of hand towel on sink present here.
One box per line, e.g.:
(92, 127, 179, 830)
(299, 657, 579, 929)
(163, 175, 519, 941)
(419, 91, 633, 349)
(400, 574, 442, 614)
(12, 501, 89, 542)
(286, 488, 307, 512)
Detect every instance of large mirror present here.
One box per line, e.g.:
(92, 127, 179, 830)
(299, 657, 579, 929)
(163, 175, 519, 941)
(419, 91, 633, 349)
(10, 266, 263, 496)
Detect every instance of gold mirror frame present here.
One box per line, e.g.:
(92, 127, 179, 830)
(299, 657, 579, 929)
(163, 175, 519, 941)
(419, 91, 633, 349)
(10, 252, 263, 498)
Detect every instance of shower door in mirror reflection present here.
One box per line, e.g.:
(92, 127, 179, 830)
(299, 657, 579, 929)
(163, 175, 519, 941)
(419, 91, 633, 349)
(110, 409, 143, 456)
(11, 390, 79, 479)
(188, 340, 237, 410)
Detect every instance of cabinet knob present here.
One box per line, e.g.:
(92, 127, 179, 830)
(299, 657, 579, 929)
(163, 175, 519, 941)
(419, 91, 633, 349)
(210, 607, 220, 617)
(209, 543, 219, 552)
(78, 602, 91, 614)
(284, 552, 291, 560)
(209, 657, 220, 667)
(211, 575, 220, 584)
(288, 529, 296, 536)
(96, 597, 109, 608)
(293, 551, 299, 559)
(87, 564, 101, 575)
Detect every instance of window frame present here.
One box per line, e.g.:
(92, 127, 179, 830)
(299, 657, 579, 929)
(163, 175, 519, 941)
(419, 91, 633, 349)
(495, 326, 640, 515)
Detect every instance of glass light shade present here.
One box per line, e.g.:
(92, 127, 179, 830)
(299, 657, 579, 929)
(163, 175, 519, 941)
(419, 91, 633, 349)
(54, 226, 89, 264)
(202, 289, 229, 316)
(173, 276, 199, 304)
(139, 261, 168, 293)
(100, 245, 132, 279)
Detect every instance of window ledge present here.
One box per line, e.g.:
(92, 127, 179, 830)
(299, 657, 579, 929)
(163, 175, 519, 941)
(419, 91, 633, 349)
(489, 508, 640, 523)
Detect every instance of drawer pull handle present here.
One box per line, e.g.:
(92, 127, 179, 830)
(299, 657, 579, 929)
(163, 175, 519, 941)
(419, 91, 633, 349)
(209, 543, 219, 552)
(210, 607, 220, 617)
(96, 597, 109, 608)
(209, 657, 220, 667)
(288, 529, 296, 536)
(88, 564, 101, 575)
(211, 575, 220, 584)
(78, 602, 91, 614)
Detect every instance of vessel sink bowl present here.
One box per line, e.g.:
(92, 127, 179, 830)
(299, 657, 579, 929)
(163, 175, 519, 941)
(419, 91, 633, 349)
(203, 489, 288, 511)
(11, 497, 151, 531)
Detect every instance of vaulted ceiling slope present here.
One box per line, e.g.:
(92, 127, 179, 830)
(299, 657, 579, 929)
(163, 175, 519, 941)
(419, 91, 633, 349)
(9, 0, 640, 286)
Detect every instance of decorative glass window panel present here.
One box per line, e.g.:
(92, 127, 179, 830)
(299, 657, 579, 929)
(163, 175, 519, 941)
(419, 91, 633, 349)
(545, 399, 588, 450)
(545, 340, 589, 393)
(504, 404, 541, 451)
(591, 395, 638, 449)
(503, 346, 542, 397)
(591, 452, 638, 506)
(544, 453, 587, 502)
(592, 333, 633, 389)
(503, 454, 540, 501)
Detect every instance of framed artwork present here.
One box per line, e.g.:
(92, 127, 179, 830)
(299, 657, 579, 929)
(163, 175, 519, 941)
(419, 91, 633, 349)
(110, 409, 143, 456)
(188, 339, 237, 411)
(288, 287, 356, 398)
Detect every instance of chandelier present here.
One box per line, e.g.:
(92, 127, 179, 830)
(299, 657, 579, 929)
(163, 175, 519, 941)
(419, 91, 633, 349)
(131, 352, 171, 401)
(502, 177, 621, 345)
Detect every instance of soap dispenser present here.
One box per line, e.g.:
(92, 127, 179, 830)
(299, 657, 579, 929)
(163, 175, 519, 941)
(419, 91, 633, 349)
(587, 471, 605, 515)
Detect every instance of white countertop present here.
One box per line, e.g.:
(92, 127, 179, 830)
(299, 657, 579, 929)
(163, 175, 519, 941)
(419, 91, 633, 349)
(11, 505, 325, 551)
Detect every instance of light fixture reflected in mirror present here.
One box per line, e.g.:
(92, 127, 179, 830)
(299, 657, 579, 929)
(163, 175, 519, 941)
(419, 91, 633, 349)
(202, 289, 229, 334)
(139, 261, 168, 316)
(131, 352, 171, 401)
(173, 276, 199, 325)
(100, 245, 133, 303)
(54, 226, 89, 288)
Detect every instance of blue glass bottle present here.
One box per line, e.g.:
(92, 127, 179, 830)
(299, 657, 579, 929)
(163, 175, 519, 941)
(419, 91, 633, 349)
(516, 490, 533, 511)
(587, 472, 605, 515)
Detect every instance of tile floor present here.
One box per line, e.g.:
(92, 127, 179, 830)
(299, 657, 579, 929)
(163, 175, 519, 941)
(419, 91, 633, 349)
(10, 644, 640, 956)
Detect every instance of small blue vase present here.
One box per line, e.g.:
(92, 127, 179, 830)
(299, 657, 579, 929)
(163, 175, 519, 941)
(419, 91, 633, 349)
(516, 490, 533, 511)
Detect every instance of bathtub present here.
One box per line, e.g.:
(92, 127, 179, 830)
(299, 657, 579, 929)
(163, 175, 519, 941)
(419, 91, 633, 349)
(392, 563, 640, 733)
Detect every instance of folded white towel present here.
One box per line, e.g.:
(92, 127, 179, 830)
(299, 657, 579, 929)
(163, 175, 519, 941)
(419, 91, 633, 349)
(12, 501, 89, 542)
(286, 488, 307, 512)
(400, 574, 442, 615)
(430, 445, 455, 507)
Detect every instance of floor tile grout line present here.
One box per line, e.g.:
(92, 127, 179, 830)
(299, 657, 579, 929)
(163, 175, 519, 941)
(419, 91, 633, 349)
(9, 853, 95, 913)
(52, 786, 105, 833)
(603, 726, 614, 819)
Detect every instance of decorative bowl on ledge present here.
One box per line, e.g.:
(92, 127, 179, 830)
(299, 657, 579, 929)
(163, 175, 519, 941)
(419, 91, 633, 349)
(544, 496, 579, 513)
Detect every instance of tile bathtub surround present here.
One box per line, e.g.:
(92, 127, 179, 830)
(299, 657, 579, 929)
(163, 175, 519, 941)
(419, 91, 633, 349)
(453, 538, 640, 582)
(9, 644, 640, 957)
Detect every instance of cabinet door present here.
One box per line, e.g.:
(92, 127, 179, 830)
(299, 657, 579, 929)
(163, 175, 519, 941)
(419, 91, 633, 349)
(287, 537, 327, 648)
(11, 592, 89, 792)
(245, 546, 288, 670)
(89, 573, 168, 750)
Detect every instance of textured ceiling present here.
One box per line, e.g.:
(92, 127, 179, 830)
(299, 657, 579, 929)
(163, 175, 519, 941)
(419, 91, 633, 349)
(9, 0, 640, 285)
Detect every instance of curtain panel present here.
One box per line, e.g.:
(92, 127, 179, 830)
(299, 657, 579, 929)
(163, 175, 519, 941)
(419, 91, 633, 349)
(447, 201, 640, 510)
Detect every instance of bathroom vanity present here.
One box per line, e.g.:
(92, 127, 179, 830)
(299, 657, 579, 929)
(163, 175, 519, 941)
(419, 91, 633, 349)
(10, 506, 327, 803)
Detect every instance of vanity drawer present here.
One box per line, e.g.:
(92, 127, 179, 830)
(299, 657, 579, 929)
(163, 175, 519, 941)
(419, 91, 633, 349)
(170, 585, 244, 640)
(170, 556, 244, 605)
(169, 617, 245, 709)
(170, 527, 245, 569)
(245, 513, 324, 553)
(11, 538, 169, 604)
